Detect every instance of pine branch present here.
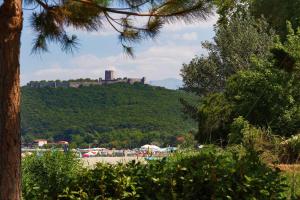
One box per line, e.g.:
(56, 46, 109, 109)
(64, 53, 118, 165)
(28, 0, 213, 55)
(71, 0, 211, 18)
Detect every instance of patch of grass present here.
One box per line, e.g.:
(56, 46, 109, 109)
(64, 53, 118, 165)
(280, 165, 300, 199)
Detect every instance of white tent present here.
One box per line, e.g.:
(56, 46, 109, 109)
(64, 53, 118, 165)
(141, 144, 161, 151)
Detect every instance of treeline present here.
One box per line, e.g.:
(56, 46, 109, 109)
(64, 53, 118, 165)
(21, 83, 197, 148)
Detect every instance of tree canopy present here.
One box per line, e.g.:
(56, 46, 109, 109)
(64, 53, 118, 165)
(181, 4, 300, 144)
(26, 0, 214, 55)
(21, 83, 197, 148)
(214, 0, 300, 38)
(250, 0, 300, 38)
(181, 13, 274, 96)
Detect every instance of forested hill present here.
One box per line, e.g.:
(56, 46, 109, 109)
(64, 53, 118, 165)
(21, 83, 197, 148)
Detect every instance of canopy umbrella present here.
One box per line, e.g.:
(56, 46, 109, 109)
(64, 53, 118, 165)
(141, 144, 160, 150)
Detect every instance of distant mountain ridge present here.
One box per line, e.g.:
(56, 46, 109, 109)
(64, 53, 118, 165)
(149, 78, 183, 90)
(21, 83, 196, 148)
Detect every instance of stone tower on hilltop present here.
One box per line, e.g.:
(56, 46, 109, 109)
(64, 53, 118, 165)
(27, 69, 146, 88)
(105, 70, 115, 81)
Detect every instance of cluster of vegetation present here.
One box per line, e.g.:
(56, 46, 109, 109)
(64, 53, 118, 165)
(21, 83, 197, 148)
(181, 0, 300, 164)
(177, 3, 300, 196)
(1, 0, 216, 197)
(22, 145, 296, 200)
(19, 0, 300, 198)
(6, 0, 300, 198)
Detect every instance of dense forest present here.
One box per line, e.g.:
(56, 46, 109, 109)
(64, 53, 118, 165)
(21, 83, 197, 148)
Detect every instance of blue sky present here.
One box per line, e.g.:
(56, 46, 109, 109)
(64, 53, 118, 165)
(20, 10, 217, 85)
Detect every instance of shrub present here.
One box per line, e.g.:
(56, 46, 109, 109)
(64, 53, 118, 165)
(22, 151, 83, 200)
(228, 117, 284, 164)
(228, 116, 250, 144)
(22, 147, 288, 199)
(59, 146, 287, 199)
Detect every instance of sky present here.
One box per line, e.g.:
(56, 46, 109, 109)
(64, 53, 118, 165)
(20, 9, 217, 86)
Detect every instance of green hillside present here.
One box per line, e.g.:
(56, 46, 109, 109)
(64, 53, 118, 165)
(21, 83, 197, 148)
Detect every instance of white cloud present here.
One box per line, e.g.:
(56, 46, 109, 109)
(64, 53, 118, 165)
(21, 13, 217, 85)
(182, 32, 198, 41)
(173, 32, 198, 41)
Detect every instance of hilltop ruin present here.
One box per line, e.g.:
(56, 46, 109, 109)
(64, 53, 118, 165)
(27, 70, 146, 88)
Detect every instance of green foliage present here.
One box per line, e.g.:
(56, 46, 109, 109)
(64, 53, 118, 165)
(92, 129, 181, 149)
(250, 0, 300, 38)
(26, 0, 214, 55)
(273, 22, 300, 76)
(214, 13, 274, 72)
(182, 22, 300, 144)
(21, 83, 197, 147)
(214, 0, 300, 39)
(181, 93, 232, 144)
(225, 66, 296, 136)
(225, 27, 300, 136)
(163, 147, 287, 199)
(180, 54, 225, 96)
(181, 13, 274, 95)
(196, 93, 232, 144)
(228, 116, 250, 144)
(22, 152, 83, 200)
(228, 117, 300, 165)
(213, 0, 250, 25)
(22, 146, 288, 199)
(283, 170, 300, 199)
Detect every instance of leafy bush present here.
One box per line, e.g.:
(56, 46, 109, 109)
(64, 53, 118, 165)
(23, 147, 288, 199)
(228, 116, 250, 144)
(22, 151, 83, 200)
(228, 117, 285, 164)
(228, 116, 300, 164)
(156, 147, 287, 200)
(225, 65, 299, 137)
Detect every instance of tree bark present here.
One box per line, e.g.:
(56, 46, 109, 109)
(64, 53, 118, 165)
(0, 0, 23, 199)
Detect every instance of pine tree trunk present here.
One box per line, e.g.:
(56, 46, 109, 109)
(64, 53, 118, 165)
(0, 0, 23, 199)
